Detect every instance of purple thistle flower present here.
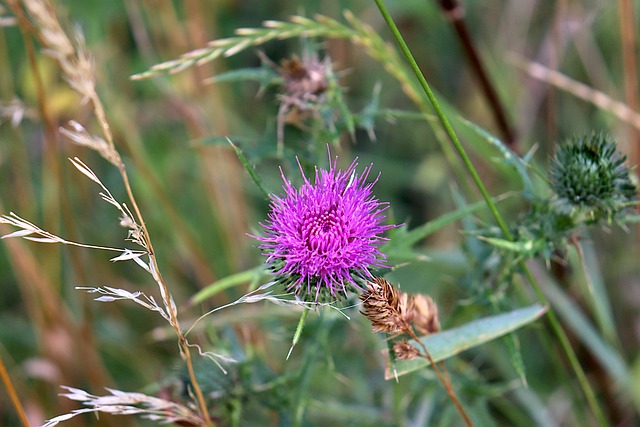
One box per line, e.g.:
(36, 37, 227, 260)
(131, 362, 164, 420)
(252, 152, 396, 300)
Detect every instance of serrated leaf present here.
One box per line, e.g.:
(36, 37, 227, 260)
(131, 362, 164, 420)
(459, 119, 535, 196)
(384, 304, 547, 379)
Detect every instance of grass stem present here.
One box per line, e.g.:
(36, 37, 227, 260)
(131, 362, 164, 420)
(0, 354, 30, 427)
(373, 1, 610, 425)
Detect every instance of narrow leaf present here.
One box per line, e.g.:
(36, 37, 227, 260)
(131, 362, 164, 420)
(539, 274, 640, 411)
(205, 66, 279, 87)
(384, 196, 505, 255)
(190, 266, 264, 305)
(385, 304, 547, 379)
(22, 236, 59, 244)
(458, 119, 535, 196)
(228, 139, 271, 199)
(478, 235, 541, 255)
(1, 229, 36, 239)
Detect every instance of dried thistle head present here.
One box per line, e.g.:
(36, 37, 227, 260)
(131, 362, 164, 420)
(359, 277, 414, 334)
(412, 294, 440, 336)
(259, 51, 333, 148)
(360, 277, 441, 338)
(279, 54, 329, 100)
(393, 339, 420, 360)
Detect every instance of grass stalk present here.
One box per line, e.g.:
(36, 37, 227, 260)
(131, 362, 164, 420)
(435, 0, 516, 149)
(373, 1, 609, 425)
(617, 0, 640, 167)
(407, 328, 473, 426)
(10, 0, 214, 423)
(0, 353, 30, 427)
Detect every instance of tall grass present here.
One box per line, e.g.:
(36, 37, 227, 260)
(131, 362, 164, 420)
(1, 1, 639, 426)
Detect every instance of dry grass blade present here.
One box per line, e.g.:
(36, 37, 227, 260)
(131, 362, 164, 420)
(60, 121, 120, 166)
(77, 286, 171, 323)
(185, 281, 316, 337)
(40, 386, 204, 427)
(509, 53, 640, 132)
(0, 98, 34, 127)
(0, 211, 146, 255)
(130, 14, 353, 80)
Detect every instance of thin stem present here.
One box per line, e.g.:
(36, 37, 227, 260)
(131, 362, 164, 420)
(435, 0, 516, 149)
(0, 353, 30, 427)
(373, 1, 609, 425)
(116, 150, 212, 426)
(373, 0, 510, 238)
(407, 328, 473, 427)
(617, 0, 640, 168)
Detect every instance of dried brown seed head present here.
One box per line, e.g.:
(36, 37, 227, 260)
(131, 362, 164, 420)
(393, 339, 420, 360)
(411, 294, 440, 336)
(280, 54, 329, 97)
(360, 277, 413, 335)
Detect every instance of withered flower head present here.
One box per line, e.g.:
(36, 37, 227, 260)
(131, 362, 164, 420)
(393, 339, 420, 360)
(280, 54, 329, 99)
(360, 277, 441, 337)
(359, 277, 414, 334)
(261, 51, 333, 147)
(412, 294, 441, 336)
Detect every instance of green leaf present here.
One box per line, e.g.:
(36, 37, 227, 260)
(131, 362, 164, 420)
(504, 332, 527, 386)
(477, 235, 543, 255)
(575, 241, 617, 346)
(539, 274, 640, 412)
(458, 118, 535, 196)
(205, 66, 279, 88)
(383, 197, 506, 257)
(384, 304, 547, 379)
(228, 139, 271, 199)
(190, 266, 265, 305)
(327, 70, 354, 139)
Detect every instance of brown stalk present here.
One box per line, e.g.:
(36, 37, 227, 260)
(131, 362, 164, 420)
(510, 54, 640, 132)
(176, 0, 250, 275)
(9, 0, 62, 283)
(436, 0, 516, 150)
(12, 4, 115, 399)
(108, 110, 213, 427)
(0, 353, 30, 427)
(618, 0, 640, 168)
(361, 278, 472, 427)
(137, 0, 249, 278)
(404, 326, 472, 427)
(6, 3, 118, 407)
(11, 0, 213, 423)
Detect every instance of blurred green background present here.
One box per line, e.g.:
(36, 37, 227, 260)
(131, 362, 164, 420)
(1, 1, 639, 426)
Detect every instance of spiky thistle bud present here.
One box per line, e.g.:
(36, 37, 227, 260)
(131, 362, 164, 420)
(550, 132, 636, 220)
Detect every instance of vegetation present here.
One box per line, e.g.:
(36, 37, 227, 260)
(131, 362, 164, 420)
(1, 1, 639, 426)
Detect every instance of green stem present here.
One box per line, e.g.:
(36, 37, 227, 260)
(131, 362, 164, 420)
(373, 1, 609, 425)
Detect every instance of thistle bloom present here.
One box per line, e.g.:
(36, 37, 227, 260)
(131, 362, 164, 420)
(253, 153, 395, 300)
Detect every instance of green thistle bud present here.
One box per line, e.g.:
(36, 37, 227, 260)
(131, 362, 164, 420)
(550, 132, 636, 220)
